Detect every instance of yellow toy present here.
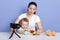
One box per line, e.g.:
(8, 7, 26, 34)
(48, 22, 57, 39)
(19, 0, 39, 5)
(33, 31, 37, 35)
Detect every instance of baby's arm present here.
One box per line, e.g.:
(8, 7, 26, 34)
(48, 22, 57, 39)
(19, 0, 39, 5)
(18, 28, 24, 34)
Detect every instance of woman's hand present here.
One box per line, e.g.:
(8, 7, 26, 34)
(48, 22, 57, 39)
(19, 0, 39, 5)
(36, 22, 43, 35)
(37, 29, 43, 35)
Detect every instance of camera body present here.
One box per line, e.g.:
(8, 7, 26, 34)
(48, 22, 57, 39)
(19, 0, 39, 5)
(10, 23, 21, 29)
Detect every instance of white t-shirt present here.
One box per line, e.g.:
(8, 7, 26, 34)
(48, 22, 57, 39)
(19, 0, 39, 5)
(18, 13, 40, 30)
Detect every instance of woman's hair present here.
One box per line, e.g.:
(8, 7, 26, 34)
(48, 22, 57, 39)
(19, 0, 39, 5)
(19, 18, 29, 26)
(28, 2, 37, 14)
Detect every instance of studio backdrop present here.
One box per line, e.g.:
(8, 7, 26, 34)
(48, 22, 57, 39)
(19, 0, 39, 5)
(0, 0, 60, 32)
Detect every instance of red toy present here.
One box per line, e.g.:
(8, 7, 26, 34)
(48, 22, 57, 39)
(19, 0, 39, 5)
(30, 29, 35, 33)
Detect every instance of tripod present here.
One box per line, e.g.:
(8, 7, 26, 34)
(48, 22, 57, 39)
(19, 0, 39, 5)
(9, 23, 21, 39)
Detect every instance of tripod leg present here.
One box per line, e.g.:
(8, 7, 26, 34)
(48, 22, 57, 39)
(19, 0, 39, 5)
(15, 32, 21, 38)
(9, 33, 14, 39)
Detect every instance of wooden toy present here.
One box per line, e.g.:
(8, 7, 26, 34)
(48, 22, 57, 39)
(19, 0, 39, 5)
(46, 29, 52, 36)
(52, 32, 56, 36)
(46, 29, 56, 36)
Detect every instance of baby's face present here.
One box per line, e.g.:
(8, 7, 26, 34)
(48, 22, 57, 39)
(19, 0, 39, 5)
(22, 21, 28, 29)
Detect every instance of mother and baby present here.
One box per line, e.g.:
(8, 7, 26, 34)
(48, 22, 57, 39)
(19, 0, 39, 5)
(10, 2, 43, 35)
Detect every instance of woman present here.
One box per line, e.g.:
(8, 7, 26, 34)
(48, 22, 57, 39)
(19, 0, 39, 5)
(15, 2, 43, 35)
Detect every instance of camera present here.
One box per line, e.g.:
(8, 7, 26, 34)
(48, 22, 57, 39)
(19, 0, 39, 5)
(10, 23, 21, 29)
(9, 23, 21, 39)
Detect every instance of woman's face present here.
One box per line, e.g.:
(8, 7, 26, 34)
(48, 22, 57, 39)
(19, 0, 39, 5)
(28, 5, 37, 14)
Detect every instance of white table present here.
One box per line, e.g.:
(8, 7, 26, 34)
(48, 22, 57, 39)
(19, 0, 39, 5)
(0, 32, 60, 40)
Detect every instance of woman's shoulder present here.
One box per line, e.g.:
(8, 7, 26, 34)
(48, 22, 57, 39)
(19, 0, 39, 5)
(33, 14, 40, 22)
(19, 13, 26, 16)
(18, 13, 26, 19)
(33, 14, 40, 18)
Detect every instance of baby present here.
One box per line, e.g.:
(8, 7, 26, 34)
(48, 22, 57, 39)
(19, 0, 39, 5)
(18, 18, 29, 34)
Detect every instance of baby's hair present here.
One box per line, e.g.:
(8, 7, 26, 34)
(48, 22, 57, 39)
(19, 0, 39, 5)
(19, 18, 29, 26)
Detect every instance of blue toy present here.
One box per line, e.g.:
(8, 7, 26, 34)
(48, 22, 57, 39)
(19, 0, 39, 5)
(23, 31, 29, 35)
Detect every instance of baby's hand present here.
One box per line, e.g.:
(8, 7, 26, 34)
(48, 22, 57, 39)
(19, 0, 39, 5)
(10, 28, 13, 32)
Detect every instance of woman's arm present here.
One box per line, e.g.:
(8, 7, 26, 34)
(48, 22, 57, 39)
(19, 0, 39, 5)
(36, 22, 43, 35)
(15, 14, 24, 24)
(15, 18, 20, 24)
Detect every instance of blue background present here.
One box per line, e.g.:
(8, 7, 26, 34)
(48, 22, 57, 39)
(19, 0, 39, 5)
(0, 0, 60, 32)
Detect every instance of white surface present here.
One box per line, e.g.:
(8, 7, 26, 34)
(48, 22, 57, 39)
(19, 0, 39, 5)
(0, 32, 60, 40)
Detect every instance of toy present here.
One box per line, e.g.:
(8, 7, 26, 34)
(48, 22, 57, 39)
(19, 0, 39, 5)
(52, 32, 56, 36)
(30, 29, 35, 33)
(23, 31, 29, 35)
(29, 29, 37, 35)
(46, 29, 56, 36)
(46, 29, 52, 36)
(33, 31, 37, 35)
